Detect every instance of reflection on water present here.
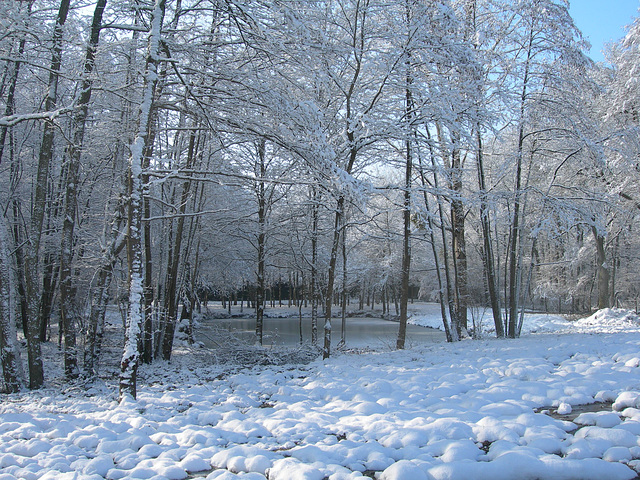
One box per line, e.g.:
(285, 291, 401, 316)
(199, 314, 445, 349)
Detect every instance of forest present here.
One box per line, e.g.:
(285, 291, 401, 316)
(0, 0, 639, 400)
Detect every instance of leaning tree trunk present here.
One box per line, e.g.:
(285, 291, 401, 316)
(84, 197, 126, 378)
(476, 129, 504, 337)
(431, 125, 459, 342)
(417, 157, 454, 343)
(120, 0, 166, 401)
(24, 0, 71, 390)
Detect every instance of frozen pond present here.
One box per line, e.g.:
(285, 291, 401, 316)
(198, 312, 446, 349)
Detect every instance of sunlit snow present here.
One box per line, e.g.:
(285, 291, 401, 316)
(2, 304, 640, 480)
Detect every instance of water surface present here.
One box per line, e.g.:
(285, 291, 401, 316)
(199, 313, 445, 349)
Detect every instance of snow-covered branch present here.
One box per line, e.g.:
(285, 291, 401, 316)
(0, 107, 72, 127)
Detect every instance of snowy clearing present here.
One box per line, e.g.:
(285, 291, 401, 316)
(2, 305, 640, 480)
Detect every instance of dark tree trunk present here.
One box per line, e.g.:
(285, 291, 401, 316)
(324, 196, 345, 359)
(310, 187, 319, 345)
(83, 209, 125, 379)
(450, 134, 468, 337)
(255, 138, 267, 346)
(417, 161, 453, 343)
(507, 23, 534, 339)
(340, 227, 347, 347)
(593, 226, 610, 310)
(0, 214, 22, 392)
(476, 129, 503, 337)
(397, 33, 413, 349)
(161, 129, 197, 360)
(24, 0, 71, 389)
(59, 0, 107, 380)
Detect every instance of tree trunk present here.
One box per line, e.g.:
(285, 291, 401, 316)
(397, 32, 413, 350)
(432, 125, 460, 342)
(507, 123, 525, 338)
(255, 138, 266, 346)
(84, 264, 113, 378)
(507, 23, 534, 339)
(10, 201, 28, 338)
(0, 214, 22, 392)
(340, 227, 347, 347)
(83, 215, 125, 379)
(450, 132, 468, 337)
(593, 226, 610, 310)
(417, 160, 453, 343)
(475, 129, 503, 337)
(610, 233, 619, 308)
(120, 0, 166, 401)
(464, 0, 503, 338)
(39, 251, 58, 343)
(41, 170, 65, 345)
(161, 128, 197, 360)
(310, 187, 319, 345)
(24, 0, 71, 389)
(59, 0, 107, 380)
(0, 0, 32, 166)
(141, 128, 156, 364)
(2, 16, 30, 337)
(324, 196, 344, 359)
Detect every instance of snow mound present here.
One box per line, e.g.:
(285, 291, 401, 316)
(410, 307, 640, 336)
(4, 303, 640, 480)
(574, 309, 640, 332)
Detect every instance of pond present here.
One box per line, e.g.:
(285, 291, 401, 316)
(198, 311, 446, 349)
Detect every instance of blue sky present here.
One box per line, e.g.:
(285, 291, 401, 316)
(569, 0, 639, 62)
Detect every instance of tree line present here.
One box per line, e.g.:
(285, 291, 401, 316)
(1, 0, 639, 398)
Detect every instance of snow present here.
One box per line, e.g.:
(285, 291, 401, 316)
(2, 304, 640, 480)
(557, 403, 572, 415)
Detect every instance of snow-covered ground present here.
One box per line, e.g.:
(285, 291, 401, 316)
(2, 305, 640, 480)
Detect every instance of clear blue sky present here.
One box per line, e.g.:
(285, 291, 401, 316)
(569, 0, 639, 62)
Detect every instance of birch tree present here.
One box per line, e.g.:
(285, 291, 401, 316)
(120, 0, 167, 401)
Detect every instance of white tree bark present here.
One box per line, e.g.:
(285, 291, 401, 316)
(120, 0, 167, 401)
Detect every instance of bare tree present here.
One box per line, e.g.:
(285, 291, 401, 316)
(0, 213, 22, 393)
(120, 0, 167, 401)
(59, 0, 108, 380)
(23, 0, 71, 389)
